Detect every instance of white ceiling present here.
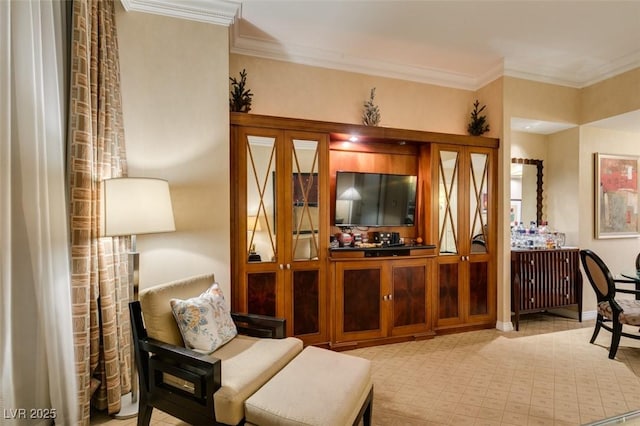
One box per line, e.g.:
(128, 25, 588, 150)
(232, 0, 640, 90)
(121, 0, 640, 134)
(230, 0, 640, 134)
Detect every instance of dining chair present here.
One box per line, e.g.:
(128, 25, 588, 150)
(579, 249, 640, 359)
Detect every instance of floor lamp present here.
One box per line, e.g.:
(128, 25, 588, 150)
(101, 177, 176, 419)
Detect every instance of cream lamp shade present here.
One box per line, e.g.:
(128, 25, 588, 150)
(247, 215, 262, 232)
(101, 177, 176, 237)
(338, 187, 362, 201)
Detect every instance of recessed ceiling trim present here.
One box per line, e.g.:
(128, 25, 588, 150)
(504, 48, 640, 89)
(231, 30, 491, 91)
(511, 117, 577, 135)
(579, 49, 640, 87)
(503, 68, 584, 89)
(120, 0, 241, 26)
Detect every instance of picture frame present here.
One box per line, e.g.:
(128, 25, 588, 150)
(292, 172, 318, 206)
(594, 153, 640, 239)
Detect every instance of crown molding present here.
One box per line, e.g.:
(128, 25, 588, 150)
(504, 48, 640, 89)
(231, 21, 640, 91)
(120, 0, 241, 26)
(230, 27, 493, 91)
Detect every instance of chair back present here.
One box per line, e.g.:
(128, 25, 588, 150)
(139, 273, 215, 346)
(580, 249, 615, 302)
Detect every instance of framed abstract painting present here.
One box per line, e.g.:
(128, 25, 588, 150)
(594, 153, 640, 239)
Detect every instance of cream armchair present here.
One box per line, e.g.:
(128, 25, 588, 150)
(130, 274, 302, 425)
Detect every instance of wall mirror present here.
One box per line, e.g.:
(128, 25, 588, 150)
(510, 158, 543, 226)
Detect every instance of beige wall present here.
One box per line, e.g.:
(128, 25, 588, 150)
(230, 54, 499, 137)
(546, 128, 580, 246)
(511, 131, 547, 161)
(581, 68, 640, 124)
(578, 126, 640, 311)
(511, 131, 548, 221)
(505, 77, 581, 125)
(116, 5, 231, 292)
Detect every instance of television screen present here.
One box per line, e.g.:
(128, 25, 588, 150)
(334, 171, 417, 227)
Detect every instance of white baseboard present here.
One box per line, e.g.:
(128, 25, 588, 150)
(549, 308, 597, 321)
(495, 310, 596, 333)
(496, 321, 514, 332)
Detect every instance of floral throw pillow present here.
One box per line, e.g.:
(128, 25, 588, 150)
(170, 283, 237, 354)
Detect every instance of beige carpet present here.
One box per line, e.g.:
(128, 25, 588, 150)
(345, 314, 640, 425)
(91, 313, 640, 426)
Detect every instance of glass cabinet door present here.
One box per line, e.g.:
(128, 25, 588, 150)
(438, 150, 459, 255)
(246, 134, 277, 264)
(436, 149, 462, 323)
(468, 151, 490, 318)
(469, 152, 489, 255)
(245, 133, 279, 317)
(435, 146, 493, 325)
(291, 138, 319, 261)
(288, 134, 326, 342)
(239, 128, 328, 343)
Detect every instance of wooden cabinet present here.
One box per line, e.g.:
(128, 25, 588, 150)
(511, 248, 583, 330)
(230, 120, 330, 346)
(432, 144, 497, 332)
(230, 113, 499, 348)
(331, 253, 434, 348)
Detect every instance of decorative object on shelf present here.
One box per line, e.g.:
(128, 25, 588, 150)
(362, 87, 381, 126)
(467, 99, 490, 136)
(229, 68, 253, 113)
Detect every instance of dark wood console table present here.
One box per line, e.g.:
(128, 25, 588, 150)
(511, 248, 583, 331)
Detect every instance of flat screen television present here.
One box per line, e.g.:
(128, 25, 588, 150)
(334, 171, 417, 227)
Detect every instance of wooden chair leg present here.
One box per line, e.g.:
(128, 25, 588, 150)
(137, 402, 153, 426)
(590, 315, 603, 343)
(363, 397, 372, 426)
(609, 322, 623, 359)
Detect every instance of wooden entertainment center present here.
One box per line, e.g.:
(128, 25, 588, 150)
(230, 113, 499, 348)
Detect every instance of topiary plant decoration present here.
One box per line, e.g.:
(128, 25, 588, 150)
(467, 99, 490, 136)
(229, 69, 253, 113)
(362, 87, 381, 126)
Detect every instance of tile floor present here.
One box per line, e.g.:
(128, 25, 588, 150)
(91, 313, 640, 426)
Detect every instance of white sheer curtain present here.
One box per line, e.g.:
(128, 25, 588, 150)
(0, 1, 78, 424)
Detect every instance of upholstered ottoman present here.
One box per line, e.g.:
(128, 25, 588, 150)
(244, 346, 373, 426)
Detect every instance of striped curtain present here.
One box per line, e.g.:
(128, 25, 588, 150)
(67, 0, 131, 423)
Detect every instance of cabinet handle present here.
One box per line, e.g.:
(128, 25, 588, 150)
(530, 260, 535, 265)
(382, 295, 388, 301)
(565, 258, 569, 263)
(530, 297, 535, 303)
(279, 264, 284, 270)
(566, 294, 570, 299)
(286, 264, 291, 270)
(388, 294, 393, 301)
